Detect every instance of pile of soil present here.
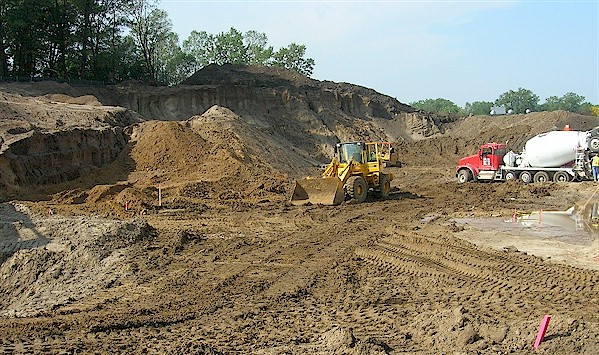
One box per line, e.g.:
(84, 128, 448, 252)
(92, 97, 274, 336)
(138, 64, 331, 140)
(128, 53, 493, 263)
(182, 63, 315, 87)
(0, 203, 155, 317)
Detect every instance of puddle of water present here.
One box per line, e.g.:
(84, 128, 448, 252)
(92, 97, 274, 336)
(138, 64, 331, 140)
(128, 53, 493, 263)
(454, 202, 599, 243)
(452, 201, 599, 270)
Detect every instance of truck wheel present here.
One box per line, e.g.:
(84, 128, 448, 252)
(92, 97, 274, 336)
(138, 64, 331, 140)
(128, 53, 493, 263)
(590, 137, 599, 152)
(520, 171, 532, 183)
(457, 169, 471, 183)
(346, 176, 368, 203)
(533, 171, 549, 183)
(505, 171, 516, 181)
(553, 171, 570, 182)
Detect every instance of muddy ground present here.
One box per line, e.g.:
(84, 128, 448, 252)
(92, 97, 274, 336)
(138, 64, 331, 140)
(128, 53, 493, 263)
(0, 67, 598, 354)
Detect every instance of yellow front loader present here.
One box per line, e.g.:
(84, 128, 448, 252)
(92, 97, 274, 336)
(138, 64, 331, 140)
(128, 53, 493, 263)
(377, 142, 401, 167)
(290, 142, 394, 206)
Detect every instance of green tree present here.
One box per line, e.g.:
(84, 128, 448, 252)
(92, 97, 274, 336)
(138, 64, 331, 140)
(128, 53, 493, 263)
(128, 1, 173, 81)
(6, 0, 52, 76)
(182, 30, 214, 68)
(540, 92, 589, 114)
(44, 0, 76, 79)
(155, 31, 197, 85)
(464, 101, 494, 115)
(0, 0, 14, 77)
(495, 87, 539, 114)
(542, 95, 562, 112)
(244, 30, 273, 66)
(213, 27, 246, 65)
(560, 92, 587, 113)
(113, 34, 145, 81)
(182, 28, 315, 77)
(272, 43, 314, 76)
(411, 98, 461, 115)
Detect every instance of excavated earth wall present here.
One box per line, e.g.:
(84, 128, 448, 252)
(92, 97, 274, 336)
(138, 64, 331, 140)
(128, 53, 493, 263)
(0, 127, 127, 188)
(0, 65, 451, 201)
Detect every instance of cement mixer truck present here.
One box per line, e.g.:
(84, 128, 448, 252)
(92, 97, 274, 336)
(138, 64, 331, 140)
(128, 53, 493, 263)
(456, 128, 599, 183)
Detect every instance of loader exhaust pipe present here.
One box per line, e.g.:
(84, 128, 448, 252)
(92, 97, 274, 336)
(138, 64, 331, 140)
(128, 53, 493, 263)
(290, 177, 346, 206)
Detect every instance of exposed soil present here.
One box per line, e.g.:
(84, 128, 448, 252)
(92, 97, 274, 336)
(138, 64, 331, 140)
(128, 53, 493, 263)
(0, 65, 597, 354)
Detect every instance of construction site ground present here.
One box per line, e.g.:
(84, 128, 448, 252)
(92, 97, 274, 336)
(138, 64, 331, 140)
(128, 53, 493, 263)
(0, 70, 598, 354)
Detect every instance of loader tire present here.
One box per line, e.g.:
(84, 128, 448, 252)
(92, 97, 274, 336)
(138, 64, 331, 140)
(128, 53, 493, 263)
(377, 174, 391, 199)
(346, 176, 368, 203)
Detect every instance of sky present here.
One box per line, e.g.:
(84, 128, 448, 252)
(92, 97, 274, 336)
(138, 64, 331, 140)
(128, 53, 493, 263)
(158, 0, 599, 107)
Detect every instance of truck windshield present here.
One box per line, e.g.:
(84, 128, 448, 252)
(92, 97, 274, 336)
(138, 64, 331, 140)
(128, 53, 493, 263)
(339, 143, 363, 163)
(495, 148, 506, 157)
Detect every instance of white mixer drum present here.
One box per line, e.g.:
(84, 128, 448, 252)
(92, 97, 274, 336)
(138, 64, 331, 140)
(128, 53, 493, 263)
(521, 131, 587, 168)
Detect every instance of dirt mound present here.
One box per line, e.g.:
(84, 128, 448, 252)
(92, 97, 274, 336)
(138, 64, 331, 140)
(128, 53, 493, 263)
(396, 110, 599, 167)
(45, 93, 103, 106)
(0, 202, 155, 317)
(129, 120, 209, 176)
(41, 112, 291, 217)
(182, 63, 315, 87)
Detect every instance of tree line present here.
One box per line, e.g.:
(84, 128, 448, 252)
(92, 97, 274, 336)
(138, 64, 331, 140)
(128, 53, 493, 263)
(411, 88, 597, 116)
(0, 0, 315, 85)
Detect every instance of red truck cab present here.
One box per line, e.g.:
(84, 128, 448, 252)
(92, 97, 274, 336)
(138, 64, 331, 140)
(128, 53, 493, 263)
(456, 143, 507, 182)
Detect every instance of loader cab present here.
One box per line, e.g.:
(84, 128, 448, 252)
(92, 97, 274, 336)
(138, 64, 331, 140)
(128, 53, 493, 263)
(336, 142, 366, 164)
(335, 141, 380, 165)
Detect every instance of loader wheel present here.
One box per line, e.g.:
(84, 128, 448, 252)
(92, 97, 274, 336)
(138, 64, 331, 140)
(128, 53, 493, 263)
(346, 176, 368, 203)
(377, 174, 391, 199)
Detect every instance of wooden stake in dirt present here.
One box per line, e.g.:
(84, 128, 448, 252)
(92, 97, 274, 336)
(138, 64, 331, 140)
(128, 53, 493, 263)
(158, 184, 162, 207)
(534, 315, 551, 350)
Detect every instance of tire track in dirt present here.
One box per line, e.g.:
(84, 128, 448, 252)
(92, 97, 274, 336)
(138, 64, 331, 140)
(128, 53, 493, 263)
(356, 230, 599, 323)
(178, 206, 383, 351)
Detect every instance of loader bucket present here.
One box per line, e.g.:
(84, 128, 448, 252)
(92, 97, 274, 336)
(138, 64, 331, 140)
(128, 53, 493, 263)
(290, 177, 346, 206)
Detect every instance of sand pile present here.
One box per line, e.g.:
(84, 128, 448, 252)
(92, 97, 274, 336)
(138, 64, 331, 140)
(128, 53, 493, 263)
(0, 202, 155, 317)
